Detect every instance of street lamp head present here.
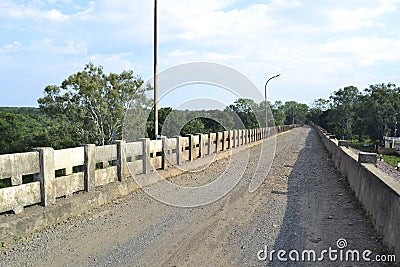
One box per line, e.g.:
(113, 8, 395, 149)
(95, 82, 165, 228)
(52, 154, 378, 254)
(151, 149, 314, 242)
(264, 73, 281, 128)
(268, 74, 281, 79)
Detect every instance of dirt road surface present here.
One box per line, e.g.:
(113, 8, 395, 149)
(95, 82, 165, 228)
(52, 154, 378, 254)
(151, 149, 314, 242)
(0, 127, 395, 266)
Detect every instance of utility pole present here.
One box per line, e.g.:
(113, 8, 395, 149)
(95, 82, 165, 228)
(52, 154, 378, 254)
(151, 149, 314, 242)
(154, 0, 159, 139)
(264, 74, 281, 128)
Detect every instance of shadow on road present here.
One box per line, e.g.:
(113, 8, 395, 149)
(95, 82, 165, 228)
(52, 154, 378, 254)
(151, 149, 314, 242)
(266, 127, 390, 267)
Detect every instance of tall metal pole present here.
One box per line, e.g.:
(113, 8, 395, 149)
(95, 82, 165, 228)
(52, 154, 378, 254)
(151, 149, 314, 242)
(264, 74, 281, 128)
(154, 0, 159, 139)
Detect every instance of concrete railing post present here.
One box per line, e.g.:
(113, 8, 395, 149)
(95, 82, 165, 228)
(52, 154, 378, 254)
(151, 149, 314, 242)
(196, 134, 204, 158)
(227, 131, 231, 150)
(222, 131, 227, 151)
(84, 144, 96, 192)
(175, 136, 183, 165)
(33, 147, 56, 206)
(161, 136, 168, 169)
(358, 152, 377, 166)
(338, 140, 349, 148)
(216, 132, 221, 153)
(140, 138, 150, 174)
(232, 130, 237, 148)
(208, 133, 212, 156)
(230, 130, 234, 148)
(114, 140, 127, 181)
(186, 134, 194, 161)
(248, 129, 251, 143)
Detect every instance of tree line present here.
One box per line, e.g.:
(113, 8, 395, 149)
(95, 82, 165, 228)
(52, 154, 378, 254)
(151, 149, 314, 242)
(1, 63, 310, 154)
(308, 83, 400, 142)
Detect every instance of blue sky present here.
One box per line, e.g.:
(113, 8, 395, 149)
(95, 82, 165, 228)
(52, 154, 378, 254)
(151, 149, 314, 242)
(1, 0, 400, 108)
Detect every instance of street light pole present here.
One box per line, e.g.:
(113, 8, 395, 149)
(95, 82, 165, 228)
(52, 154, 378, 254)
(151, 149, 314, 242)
(154, 0, 159, 139)
(264, 74, 281, 128)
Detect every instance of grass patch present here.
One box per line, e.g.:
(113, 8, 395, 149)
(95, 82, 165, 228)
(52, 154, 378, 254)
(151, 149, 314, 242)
(382, 155, 400, 168)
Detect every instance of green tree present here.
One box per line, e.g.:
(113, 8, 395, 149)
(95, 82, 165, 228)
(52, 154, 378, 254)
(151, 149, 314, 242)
(307, 98, 329, 125)
(38, 63, 149, 146)
(282, 101, 308, 125)
(181, 118, 205, 136)
(228, 98, 260, 129)
(0, 111, 31, 154)
(270, 100, 286, 126)
(327, 86, 361, 140)
(362, 83, 400, 140)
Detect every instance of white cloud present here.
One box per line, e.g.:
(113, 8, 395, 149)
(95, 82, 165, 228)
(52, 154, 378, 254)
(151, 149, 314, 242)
(54, 40, 86, 55)
(88, 53, 136, 73)
(43, 9, 69, 21)
(323, 1, 399, 31)
(323, 37, 400, 66)
(159, 1, 276, 42)
(270, 0, 302, 8)
(0, 3, 69, 21)
(1, 0, 400, 106)
(0, 41, 22, 53)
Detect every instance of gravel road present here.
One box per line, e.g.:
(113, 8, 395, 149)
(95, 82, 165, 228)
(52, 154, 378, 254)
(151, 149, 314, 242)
(0, 126, 395, 266)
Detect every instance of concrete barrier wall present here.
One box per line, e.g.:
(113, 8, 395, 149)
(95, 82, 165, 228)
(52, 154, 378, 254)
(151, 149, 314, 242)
(315, 126, 400, 258)
(0, 125, 298, 220)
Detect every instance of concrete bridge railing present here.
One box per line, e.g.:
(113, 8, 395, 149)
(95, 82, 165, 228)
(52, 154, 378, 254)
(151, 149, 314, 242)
(315, 126, 400, 259)
(0, 125, 297, 216)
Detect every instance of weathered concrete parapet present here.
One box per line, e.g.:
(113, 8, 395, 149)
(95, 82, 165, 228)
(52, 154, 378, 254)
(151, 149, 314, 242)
(338, 140, 349, 148)
(358, 152, 377, 165)
(140, 138, 150, 174)
(33, 147, 56, 206)
(84, 144, 96, 192)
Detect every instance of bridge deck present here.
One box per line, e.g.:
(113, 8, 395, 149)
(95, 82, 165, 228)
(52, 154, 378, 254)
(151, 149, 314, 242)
(0, 127, 393, 266)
